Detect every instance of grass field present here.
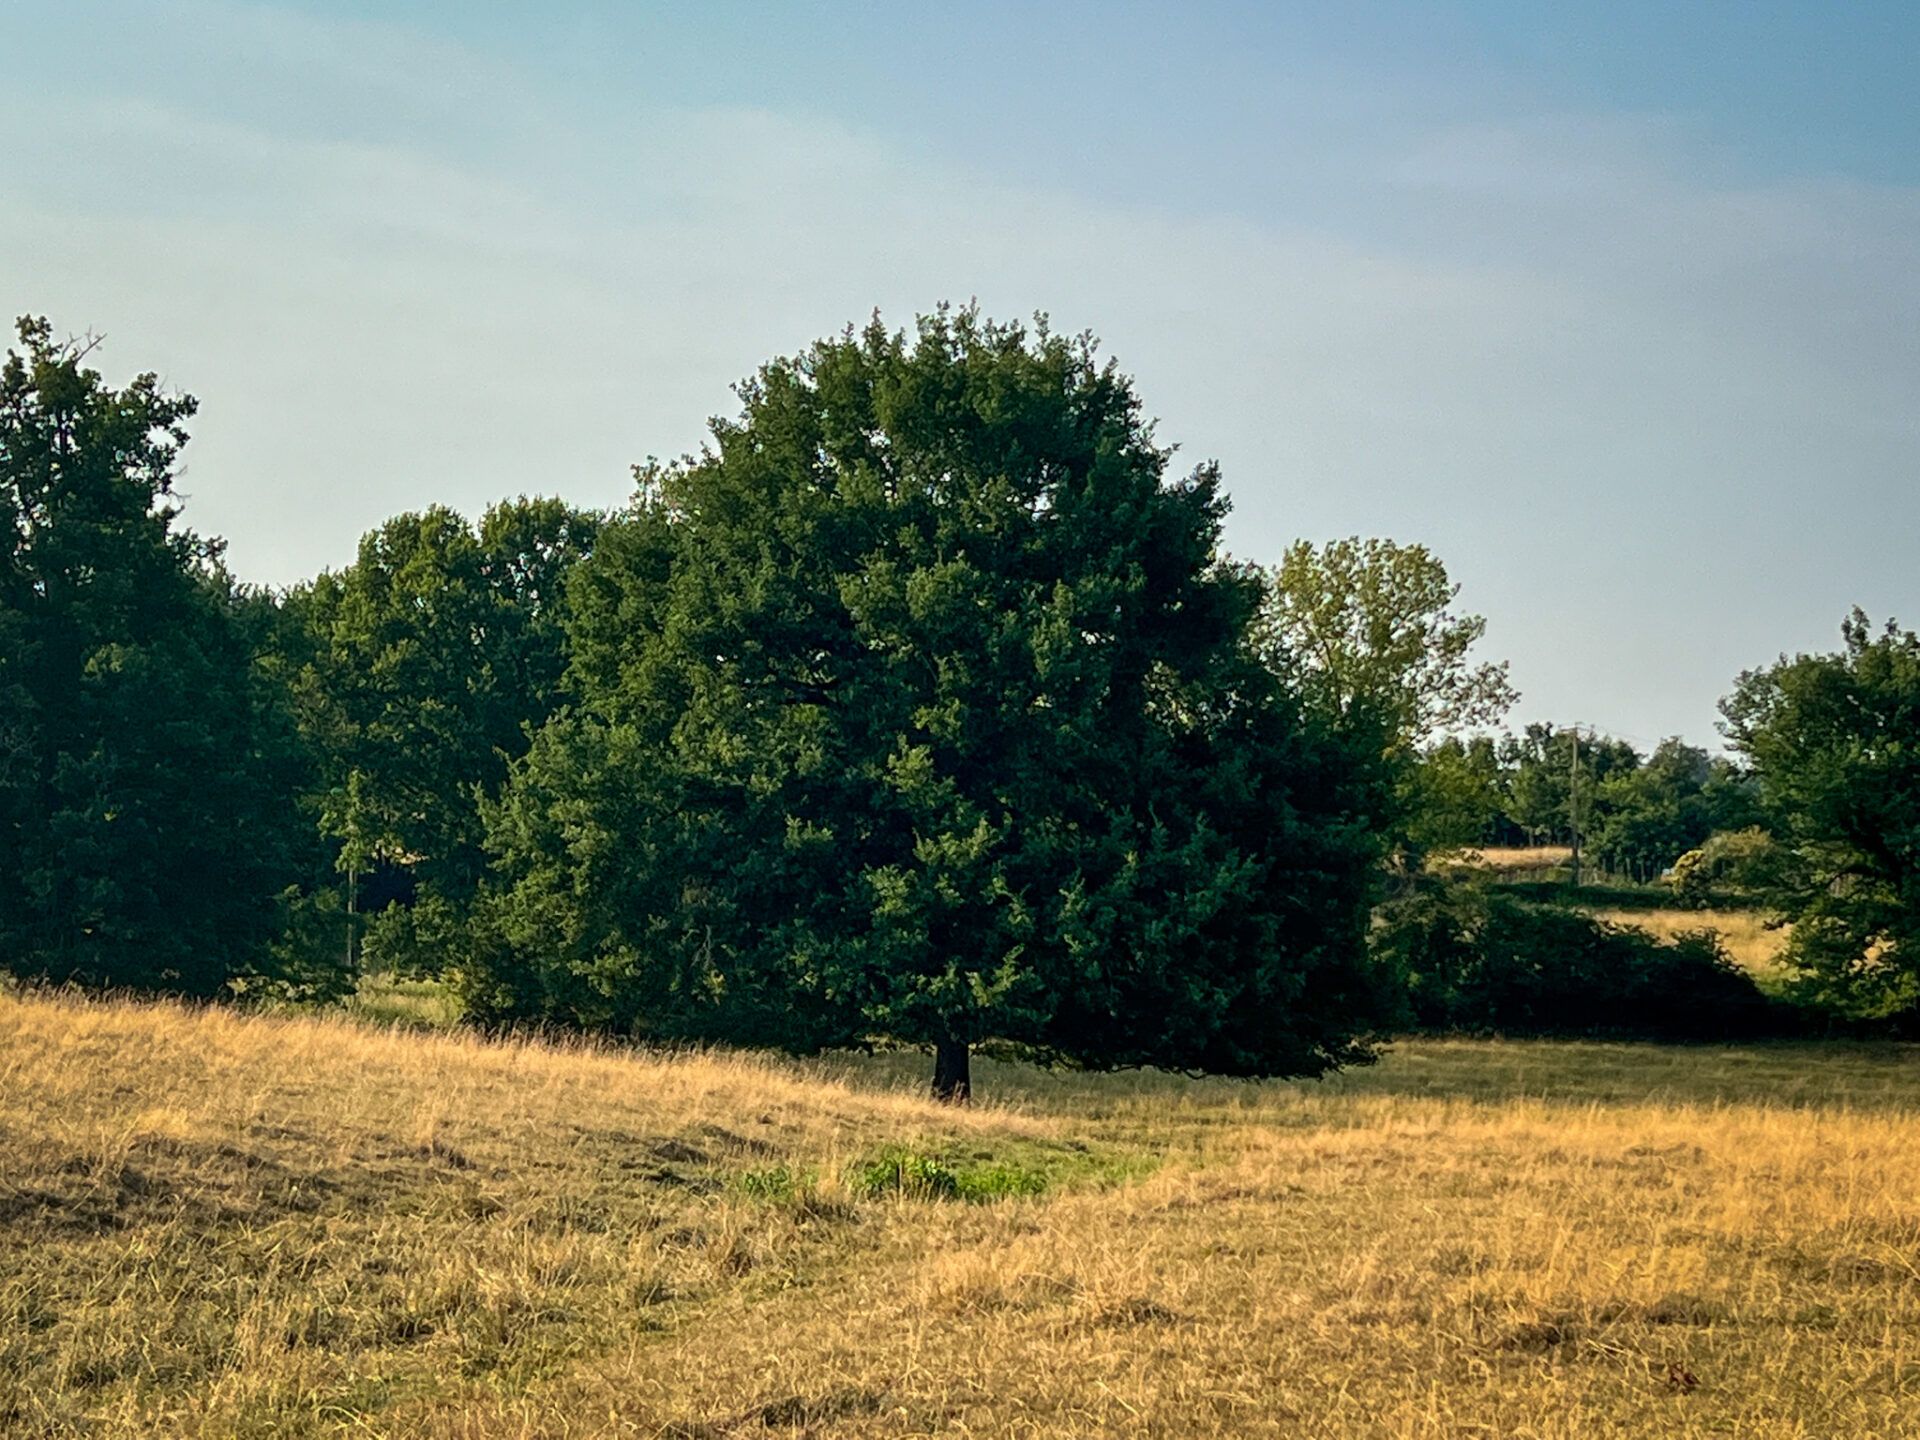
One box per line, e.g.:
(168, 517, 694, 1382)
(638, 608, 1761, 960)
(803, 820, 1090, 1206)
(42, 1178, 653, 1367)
(1589, 906, 1794, 986)
(1453, 844, 1575, 868)
(5, 988, 1920, 1438)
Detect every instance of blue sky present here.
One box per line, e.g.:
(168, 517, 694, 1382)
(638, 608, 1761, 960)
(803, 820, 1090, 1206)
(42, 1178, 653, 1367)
(5, 1, 1916, 747)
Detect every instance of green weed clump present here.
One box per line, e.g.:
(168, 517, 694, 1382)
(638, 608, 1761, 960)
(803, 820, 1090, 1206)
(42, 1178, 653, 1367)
(954, 1162, 1049, 1199)
(850, 1148, 959, 1200)
(732, 1164, 817, 1202)
(848, 1147, 1049, 1202)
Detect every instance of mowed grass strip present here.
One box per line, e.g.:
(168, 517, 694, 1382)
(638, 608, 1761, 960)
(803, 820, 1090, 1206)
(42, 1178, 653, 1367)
(4, 989, 1920, 1437)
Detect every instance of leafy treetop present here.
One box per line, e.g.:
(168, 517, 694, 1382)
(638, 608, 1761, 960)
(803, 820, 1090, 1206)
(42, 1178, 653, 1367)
(1722, 609, 1920, 1014)
(473, 309, 1390, 1095)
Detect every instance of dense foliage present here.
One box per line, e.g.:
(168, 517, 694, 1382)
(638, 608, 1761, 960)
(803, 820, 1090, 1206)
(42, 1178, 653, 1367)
(1723, 610, 1920, 1015)
(6, 310, 1912, 1074)
(0, 320, 311, 995)
(1373, 876, 1779, 1039)
(468, 313, 1392, 1093)
(277, 499, 599, 974)
(1420, 724, 1758, 879)
(1256, 538, 1515, 866)
(1256, 538, 1516, 751)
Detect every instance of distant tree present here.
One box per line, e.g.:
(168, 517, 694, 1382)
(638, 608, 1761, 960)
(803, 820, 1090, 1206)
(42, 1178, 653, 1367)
(475, 310, 1390, 1099)
(283, 498, 598, 974)
(1700, 758, 1764, 834)
(1500, 727, 1566, 845)
(1256, 538, 1515, 748)
(0, 318, 316, 995)
(1722, 610, 1920, 1014)
(1408, 734, 1509, 854)
(1587, 738, 1718, 881)
(1254, 537, 1516, 866)
(1500, 723, 1639, 848)
(1414, 722, 1751, 881)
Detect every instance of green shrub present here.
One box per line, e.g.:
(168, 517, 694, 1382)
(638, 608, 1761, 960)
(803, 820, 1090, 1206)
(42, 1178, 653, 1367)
(1666, 828, 1781, 909)
(954, 1164, 1049, 1201)
(1373, 876, 1783, 1039)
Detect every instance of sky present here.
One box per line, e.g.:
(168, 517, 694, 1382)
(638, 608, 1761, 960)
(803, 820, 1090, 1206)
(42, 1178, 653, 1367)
(4, 1, 1916, 748)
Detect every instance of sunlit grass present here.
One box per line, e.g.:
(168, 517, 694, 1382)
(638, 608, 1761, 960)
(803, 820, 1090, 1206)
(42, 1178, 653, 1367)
(3, 987, 1917, 1437)
(346, 970, 467, 1028)
(1447, 843, 1573, 874)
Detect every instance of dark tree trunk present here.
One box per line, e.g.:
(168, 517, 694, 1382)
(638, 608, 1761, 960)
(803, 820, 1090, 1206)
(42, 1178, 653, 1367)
(931, 1038, 971, 1104)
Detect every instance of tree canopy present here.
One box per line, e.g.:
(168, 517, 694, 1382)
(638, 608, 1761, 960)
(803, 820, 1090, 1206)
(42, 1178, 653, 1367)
(470, 311, 1391, 1095)
(1254, 537, 1516, 865)
(1722, 609, 1920, 1014)
(1585, 738, 1755, 882)
(278, 498, 599, 973)
(1256, 537, 1516, 750)
(0, 318, 311, 995)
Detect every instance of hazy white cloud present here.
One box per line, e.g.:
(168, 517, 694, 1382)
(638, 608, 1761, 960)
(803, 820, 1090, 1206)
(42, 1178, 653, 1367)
(3, 2, 1915, 744)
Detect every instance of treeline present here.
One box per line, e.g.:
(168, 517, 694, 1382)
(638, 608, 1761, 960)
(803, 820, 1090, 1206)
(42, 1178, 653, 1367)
(1421, 726, 1760, 882)
(4, 313, 1916, 1094)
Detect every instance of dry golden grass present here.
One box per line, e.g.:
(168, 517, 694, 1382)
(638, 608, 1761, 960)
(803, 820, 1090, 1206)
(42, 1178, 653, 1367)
(1590, 907, 1793, 985)
(1447, 845, 1574, 874)
(5, 988, 1920, 1437)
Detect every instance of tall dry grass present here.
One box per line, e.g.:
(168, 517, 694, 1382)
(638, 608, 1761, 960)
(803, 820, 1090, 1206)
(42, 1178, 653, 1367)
(1452, 844, 1575, 873)
(1590, 907, 1793, 985)
(3, 987, 1918, 1437)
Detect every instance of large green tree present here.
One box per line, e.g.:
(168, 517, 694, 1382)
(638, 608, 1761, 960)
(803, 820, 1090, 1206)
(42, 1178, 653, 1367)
(283, 498, 598, 974)
(474, 311, 1389, 1098)
(1722, 610, 1920, 1014)
(0, 319, 313, 995)
(1254, 537, 1517, 862)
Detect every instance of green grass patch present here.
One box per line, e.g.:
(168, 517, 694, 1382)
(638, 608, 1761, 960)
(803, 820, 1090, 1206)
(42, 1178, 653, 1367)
(732, 1164, 818, 1202)
(848, 1146, 1051, 1201)
(844, 1138, 1147, 1203)
(848, 1148, 966, 1200)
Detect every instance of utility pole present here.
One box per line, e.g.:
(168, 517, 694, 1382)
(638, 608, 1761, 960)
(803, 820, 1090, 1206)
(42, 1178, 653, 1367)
(341, 769, 364, 975)
(1568, 724, 1582, 888)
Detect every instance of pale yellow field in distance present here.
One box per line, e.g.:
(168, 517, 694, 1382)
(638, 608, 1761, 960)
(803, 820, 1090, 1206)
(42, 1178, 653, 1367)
(4, 987, 1919, 1438)
(1591, 906, 1794, 984)
(1448, 844, 1573, 874)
